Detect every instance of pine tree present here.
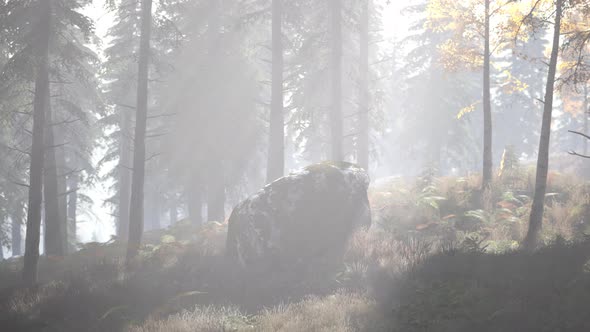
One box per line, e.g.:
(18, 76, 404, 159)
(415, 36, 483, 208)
(266, 0, 285, 183)
(358, 0, 370, 171)
(1, 0, 100, 283)
(102, 0, 187, 235)
(331, 0, 343, 161)
(22, 0, 51, 285)
(126, 0, 153, 262)
(102, 0, 143, 240)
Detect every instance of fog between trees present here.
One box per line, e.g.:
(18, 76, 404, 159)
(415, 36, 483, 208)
(1, 0, 590, 331)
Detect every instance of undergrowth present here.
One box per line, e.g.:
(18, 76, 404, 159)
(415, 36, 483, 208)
(1, 171, 590, 331)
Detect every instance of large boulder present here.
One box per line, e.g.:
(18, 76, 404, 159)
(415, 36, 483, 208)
(226, 162, 371, 269)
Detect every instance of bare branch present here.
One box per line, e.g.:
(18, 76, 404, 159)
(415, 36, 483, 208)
(0, 142, 31, 155)
(569, 130, 590, 141)
(11, 181, 30, 188)
(49, 117, 82, 127)
(569, 151, 590, 159)
(146, 132, 168, 139)
(116, 103, 136, 110)
(44, 142, 70, 150)
(147, 112, 177, 119)
(145, 152, 162, 162)
(49, 80, 73, 84)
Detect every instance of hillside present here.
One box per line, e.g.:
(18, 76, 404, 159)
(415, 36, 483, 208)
(1, 173, 590, 331)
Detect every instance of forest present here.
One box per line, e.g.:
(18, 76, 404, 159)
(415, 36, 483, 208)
(1, 0, 590, 331)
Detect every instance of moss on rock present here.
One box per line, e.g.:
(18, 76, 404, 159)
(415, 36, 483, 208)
(226, 162, 371, 270)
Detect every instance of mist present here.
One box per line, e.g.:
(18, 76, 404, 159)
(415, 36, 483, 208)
(1, 0, 590, 331)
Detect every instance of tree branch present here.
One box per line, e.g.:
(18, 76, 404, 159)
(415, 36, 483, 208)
(568, 130, 590, 141)
(568, 151, 590, 159)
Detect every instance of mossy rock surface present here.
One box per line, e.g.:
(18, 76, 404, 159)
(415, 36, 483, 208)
(226, 162, 371, 270)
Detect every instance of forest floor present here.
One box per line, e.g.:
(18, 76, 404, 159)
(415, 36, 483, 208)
(2, 169, 590, 331)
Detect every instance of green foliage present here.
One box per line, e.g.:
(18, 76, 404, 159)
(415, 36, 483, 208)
(0, 0, 101, 249)
(416, 185, 447, 213)
(371, 172, 590, 254)
(459, 233, 488, 253)
(100, 0, 189, 225)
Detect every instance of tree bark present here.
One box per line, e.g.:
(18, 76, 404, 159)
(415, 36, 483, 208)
(331, 0, 343, 161)
(23, 0, 52, 286)
(44, 104, 65, 256)
(11, 203, 23, 256)
(67, 172, 78, 252)
(358, 0, 370, 171)
(118, 109, 133, 240)
(205, 0, 225, 222)
(144, 187, 153, 231)
(126, 0, 152, 262)
(523, 0, 562, 250)
(266, 0, 284, 183)
(55, 132, 68, 253)
(482, 0, 493, 190)
(583, 84, 590, 178)
(584, 83, 588, 156)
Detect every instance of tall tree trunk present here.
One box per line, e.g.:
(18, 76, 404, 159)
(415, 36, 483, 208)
(523, 0, 562, 250)
(584, 83, 588, 156)
(118, 109, 133, 240)
(144, 186, 153, 231)
(67, 172, 78, 252)
(358, 0, 370, 171)
(23, 0, 51, 286)
(11, 203, 23, 256)
(266, 0, 284, 183)
(41, 205, 45, 253)
(55, 132, 68, 253)
(206, 0, 225, 222)
(44, 106, 65, 256)
(482, 0, 493, 190)
(126, 0, 152, 262)
(331, 0, 343, 161)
